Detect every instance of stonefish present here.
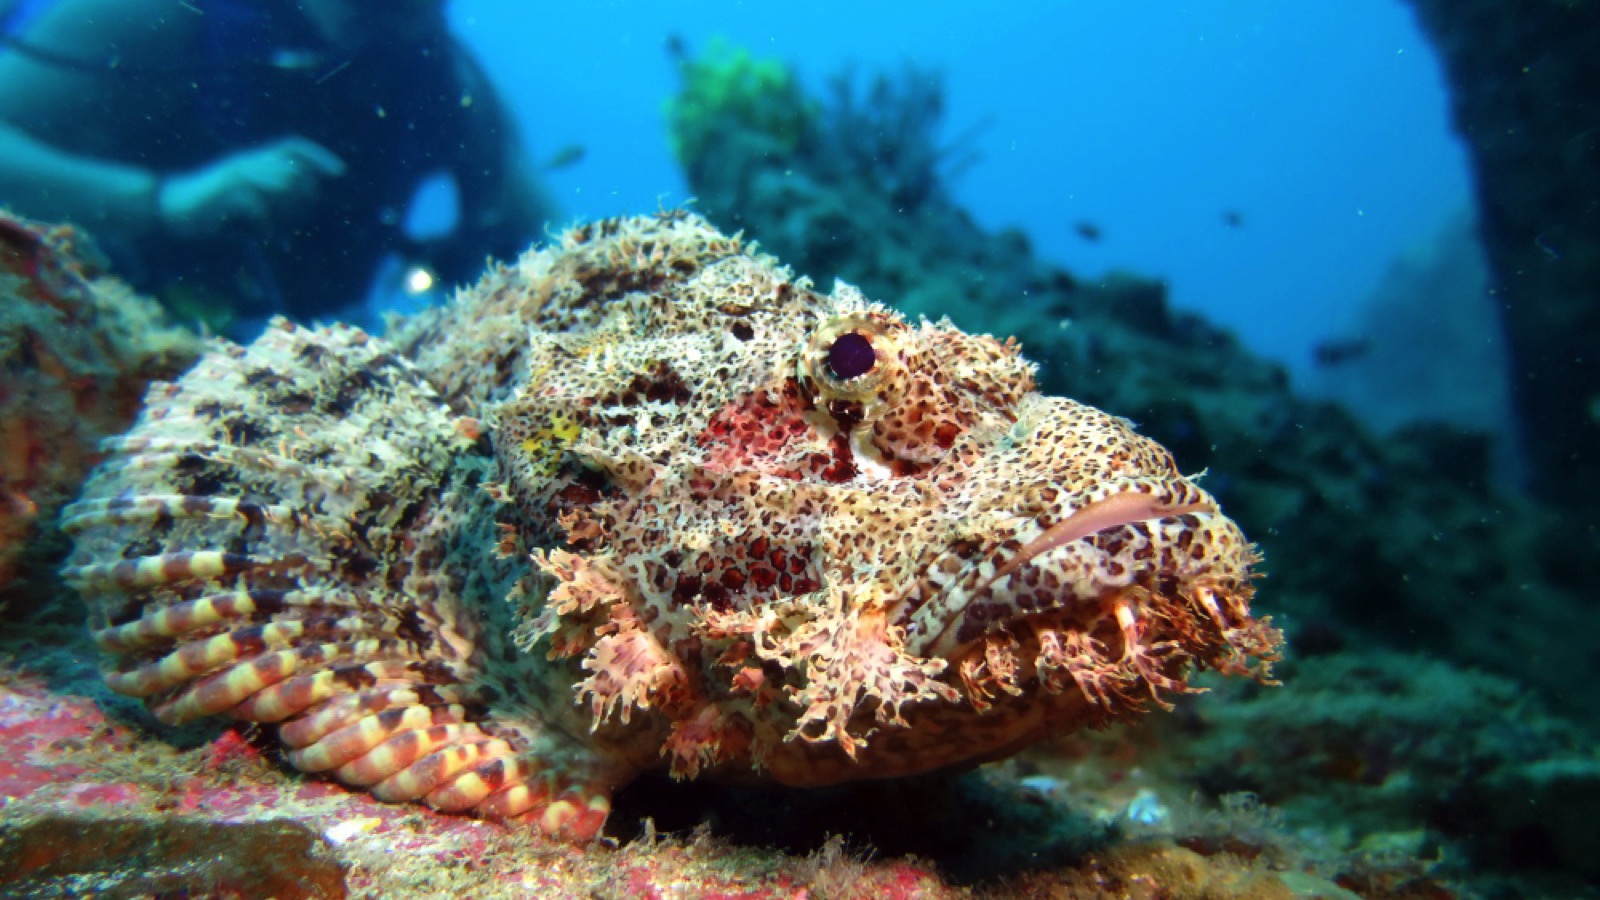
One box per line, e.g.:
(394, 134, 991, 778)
(64, 212, 1279, 839)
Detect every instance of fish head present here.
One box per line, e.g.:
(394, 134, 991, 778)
(492, 217, 1278, 784)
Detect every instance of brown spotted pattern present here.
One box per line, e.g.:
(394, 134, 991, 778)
(63, 211, 1279, 839)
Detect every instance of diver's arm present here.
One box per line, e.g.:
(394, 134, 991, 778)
(0, 118, 346, 243)
(0, 120, 162, 233)
(0, 0, 344, 241)
(0, 0, 195, 233)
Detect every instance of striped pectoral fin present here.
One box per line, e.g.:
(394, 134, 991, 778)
(475, 761, 616, 841)
(274, 689, 622, 840)
(68, 555, 622, 837)
(107, 598, 627, 840)
(59, 321, 622, 839)
(90, 597, 620, 840)
(443, 748, 617, 840)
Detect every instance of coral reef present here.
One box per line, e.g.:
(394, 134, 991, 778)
(1400, 0, 1600, 528)
(0, 816, 347, 899)
(1158, 652, 1600, 890)
(0, 210, 199, 614)
(808, 64, 979, 215)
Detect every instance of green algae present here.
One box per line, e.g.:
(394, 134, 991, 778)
(665, 39, 818, 166)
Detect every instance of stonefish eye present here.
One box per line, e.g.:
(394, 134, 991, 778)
(827, 331, 876, 381)
(801, 314, 901, 403)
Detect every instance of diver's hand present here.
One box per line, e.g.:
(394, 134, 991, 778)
(156, 137, 346, 239)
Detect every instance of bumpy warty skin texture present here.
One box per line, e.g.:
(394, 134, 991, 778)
(63, 212, 1279, 839)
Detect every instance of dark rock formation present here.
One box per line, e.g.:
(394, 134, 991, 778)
(0, 816, 347, 899)
(1402, 0, 1600, 528)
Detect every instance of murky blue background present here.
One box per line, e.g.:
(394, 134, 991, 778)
(448, 0, 1473, 385)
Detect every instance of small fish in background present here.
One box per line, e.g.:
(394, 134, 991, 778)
(1222, 209, 1245, 228)
(540, 144, 587, 172)
(1072, 220, 1103, 242)
(1312, 336, 1372, 368)
(665, 32, 689, 62)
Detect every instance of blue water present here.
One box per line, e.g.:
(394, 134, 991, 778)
(448, 0, 1473, 384)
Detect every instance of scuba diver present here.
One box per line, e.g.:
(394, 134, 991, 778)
(0, 0, 555, 331)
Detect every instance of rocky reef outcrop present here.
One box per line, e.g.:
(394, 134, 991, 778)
(0, 211, 199, 614)
(1401, 0, 1600, 531)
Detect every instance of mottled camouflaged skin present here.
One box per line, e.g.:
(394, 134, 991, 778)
(63, 212, 1279, 839)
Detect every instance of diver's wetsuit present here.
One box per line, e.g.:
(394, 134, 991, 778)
(1, 0, 531, 324)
